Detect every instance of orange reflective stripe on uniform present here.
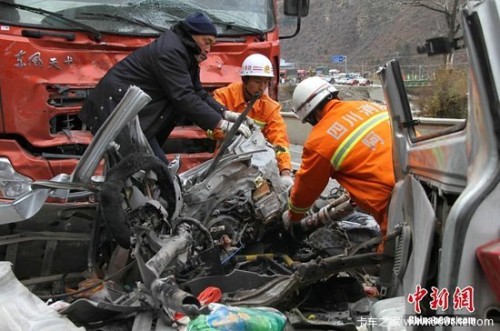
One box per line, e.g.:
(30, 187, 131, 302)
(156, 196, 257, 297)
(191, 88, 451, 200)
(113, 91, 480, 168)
(331, 112, 389, 170)
(288, 198, 311, 214)
(253, 118, 266, 129)
(274, 145, 289, 155)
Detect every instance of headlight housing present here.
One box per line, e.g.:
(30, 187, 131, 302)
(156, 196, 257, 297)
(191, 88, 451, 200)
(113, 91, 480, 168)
(0, 157, 33, 199)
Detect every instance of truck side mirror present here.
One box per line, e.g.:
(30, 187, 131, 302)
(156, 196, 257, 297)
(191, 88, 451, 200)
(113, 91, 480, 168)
(416, 36, 464, 56)
(284, 0, 310, 17)
(280, 0, 310, 40)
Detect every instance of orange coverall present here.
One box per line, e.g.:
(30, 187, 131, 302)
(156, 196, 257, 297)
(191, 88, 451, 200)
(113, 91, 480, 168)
(288, 99, 395, 234)
(213, 82, 292, 172)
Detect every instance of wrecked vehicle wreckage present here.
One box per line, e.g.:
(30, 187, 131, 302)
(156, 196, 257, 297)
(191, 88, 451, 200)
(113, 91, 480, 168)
(0, 86, 388, 330)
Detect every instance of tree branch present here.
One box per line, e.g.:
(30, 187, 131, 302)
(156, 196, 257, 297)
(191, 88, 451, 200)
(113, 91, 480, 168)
(410, 2, 448, 15)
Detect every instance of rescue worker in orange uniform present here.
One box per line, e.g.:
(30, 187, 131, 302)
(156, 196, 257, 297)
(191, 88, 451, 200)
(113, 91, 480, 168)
(213, 54, 293, 188)
(284, 76, 395, 234)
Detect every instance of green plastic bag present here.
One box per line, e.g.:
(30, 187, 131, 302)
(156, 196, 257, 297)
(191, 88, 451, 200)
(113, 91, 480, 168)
(187, 303, 287, 331)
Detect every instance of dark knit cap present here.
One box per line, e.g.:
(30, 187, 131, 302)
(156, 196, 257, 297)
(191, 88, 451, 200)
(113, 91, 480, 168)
(183, 12, 217, 36)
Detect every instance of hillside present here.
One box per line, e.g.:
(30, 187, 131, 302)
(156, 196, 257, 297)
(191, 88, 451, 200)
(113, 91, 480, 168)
(277, 0, 461, 76)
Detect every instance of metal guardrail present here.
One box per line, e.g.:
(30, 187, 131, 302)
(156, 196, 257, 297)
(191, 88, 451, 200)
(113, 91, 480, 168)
(404, 79, 430, 87)
(282, 112, 310, 145)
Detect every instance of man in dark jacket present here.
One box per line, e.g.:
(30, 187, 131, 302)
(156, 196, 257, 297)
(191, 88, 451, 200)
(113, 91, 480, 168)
(79, 12, 250, 163)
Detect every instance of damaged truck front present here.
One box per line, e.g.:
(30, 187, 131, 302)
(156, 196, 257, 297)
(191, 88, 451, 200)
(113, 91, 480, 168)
(0, 1, 385, 329)
(0, 83, 383, 330)
(0, 0, 308, 200)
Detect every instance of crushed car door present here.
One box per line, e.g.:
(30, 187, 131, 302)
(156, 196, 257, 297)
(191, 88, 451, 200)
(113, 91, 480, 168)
(377, 58, 468, 313)
(377, 0, 500, 323)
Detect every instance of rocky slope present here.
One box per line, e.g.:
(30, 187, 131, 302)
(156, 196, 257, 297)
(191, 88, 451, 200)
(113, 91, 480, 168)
(277, 0, 455, 75)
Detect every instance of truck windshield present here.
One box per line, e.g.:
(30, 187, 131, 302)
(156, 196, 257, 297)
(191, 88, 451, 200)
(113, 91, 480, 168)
(0, 0, 275, 36)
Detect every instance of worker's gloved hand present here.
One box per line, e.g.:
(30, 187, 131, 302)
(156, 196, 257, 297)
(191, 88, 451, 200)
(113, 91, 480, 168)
(279, 170, 294, 191)
(282, 210, 307, 240)
(207, 119, 251, 140)
(223, 110, 240, 122)
(223, 110, 255, 128)
(282, 210, 292, 230)
(281, 175, 294, 191)
(220, 119, 251, 138)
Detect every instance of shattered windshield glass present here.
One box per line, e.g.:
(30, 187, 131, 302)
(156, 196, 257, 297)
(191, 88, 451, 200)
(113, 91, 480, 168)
(0, 0, 275, 36)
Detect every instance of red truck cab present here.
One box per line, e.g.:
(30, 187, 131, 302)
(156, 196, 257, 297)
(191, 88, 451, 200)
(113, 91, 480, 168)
(0, 0, 308, 200)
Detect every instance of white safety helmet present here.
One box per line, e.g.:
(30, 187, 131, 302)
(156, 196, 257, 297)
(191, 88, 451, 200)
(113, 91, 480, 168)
(292, 76, 338, 123)
(240, 54, 274, 78)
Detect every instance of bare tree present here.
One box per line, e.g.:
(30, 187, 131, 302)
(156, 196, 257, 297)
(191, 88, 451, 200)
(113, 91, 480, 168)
(399, 0, 466, 66)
